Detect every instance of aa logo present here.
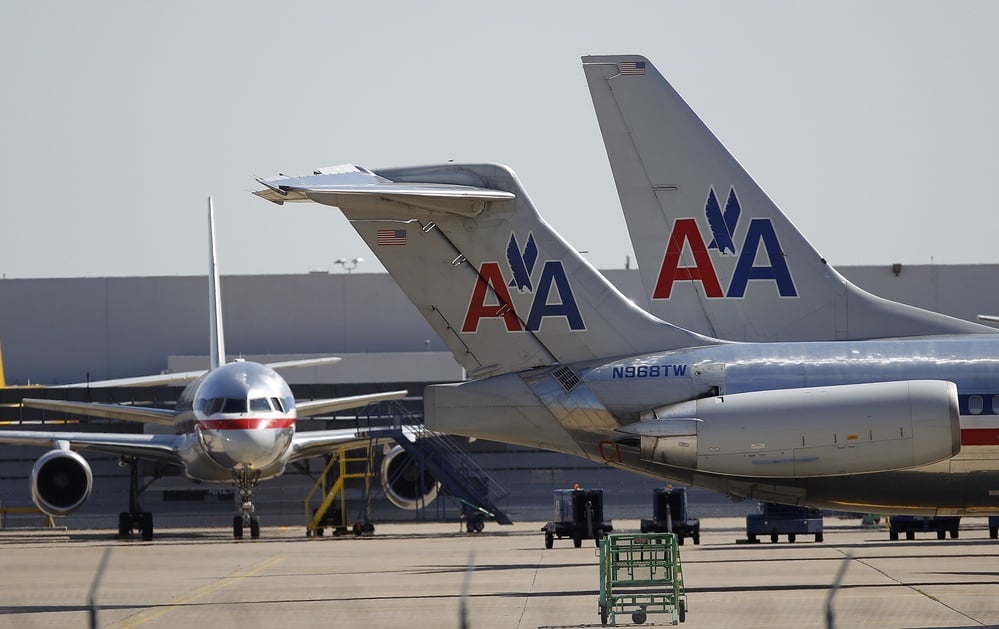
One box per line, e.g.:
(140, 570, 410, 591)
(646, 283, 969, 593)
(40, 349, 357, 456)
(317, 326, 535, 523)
(462, 232, 585, 332)
(653, 187, 797, 299)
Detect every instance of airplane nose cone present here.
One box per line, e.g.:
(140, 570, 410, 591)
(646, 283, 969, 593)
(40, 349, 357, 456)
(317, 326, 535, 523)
(201, 425, 293, 470)
(222, 429, 280, 466)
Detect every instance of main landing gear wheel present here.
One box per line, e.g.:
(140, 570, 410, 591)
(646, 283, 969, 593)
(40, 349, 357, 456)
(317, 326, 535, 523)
(116, 456, 158, 541)
(117, 511, 154, 541)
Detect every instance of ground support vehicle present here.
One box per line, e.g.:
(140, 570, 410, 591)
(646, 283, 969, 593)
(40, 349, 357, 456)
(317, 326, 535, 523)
(888, 515, 960, 540)
(745, 502, 823, 543)
(598, 533, 687, 625)
(542, 488, 613, 548)
(639, 487, 700, 545)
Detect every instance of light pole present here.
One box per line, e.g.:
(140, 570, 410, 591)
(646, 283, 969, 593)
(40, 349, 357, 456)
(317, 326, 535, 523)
(334, 257, 365, 273)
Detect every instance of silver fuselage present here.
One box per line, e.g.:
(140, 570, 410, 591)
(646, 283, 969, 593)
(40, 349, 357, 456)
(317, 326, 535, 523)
(171, 361, 296, 482)
(428, 335, 999, 515)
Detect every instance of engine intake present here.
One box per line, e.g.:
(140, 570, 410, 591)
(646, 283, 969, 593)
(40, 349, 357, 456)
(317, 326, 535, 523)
(31, 449, 93, 516)
(380, 445, 440, 510)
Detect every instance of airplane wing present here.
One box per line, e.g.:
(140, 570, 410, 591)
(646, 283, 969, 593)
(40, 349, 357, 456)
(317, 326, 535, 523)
(23, 387, 406, 425)
(20, 399, 177, 425)
(52, 357, 345, 389)
(296, 389, 408, 417)
(255, 165, 515, 216)
(289, 423, 421, 463)
(0, 430, 183, 464)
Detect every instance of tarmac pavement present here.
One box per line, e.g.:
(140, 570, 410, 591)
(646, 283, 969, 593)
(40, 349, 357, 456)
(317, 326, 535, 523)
(1, 517, 997, 628)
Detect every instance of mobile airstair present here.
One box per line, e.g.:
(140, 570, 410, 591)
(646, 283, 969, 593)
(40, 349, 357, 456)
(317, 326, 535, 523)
(381, 425, 513, 529)
(304, 413, 512, 534)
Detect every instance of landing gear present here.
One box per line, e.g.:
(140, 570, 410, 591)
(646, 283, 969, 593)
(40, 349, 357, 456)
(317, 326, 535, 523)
(116, 456, 158, 541)
(233, 468, 262, 539)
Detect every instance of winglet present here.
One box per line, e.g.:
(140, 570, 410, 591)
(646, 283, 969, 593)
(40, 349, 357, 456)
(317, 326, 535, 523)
(208, 197, 226, 369)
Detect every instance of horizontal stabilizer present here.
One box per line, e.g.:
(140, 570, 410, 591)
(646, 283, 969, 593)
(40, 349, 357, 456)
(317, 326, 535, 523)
(255, 165, 514, 216)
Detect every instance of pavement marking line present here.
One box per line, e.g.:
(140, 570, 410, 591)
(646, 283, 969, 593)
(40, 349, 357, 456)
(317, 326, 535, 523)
(108, 554, 287, 629)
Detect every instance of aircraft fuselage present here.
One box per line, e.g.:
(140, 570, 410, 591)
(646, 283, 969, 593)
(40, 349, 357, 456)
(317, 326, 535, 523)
(173, 361, 297, 482)
(427, 335, 999, 515)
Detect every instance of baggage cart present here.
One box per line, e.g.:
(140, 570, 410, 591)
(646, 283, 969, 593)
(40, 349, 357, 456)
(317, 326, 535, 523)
(745, 502, 823, 543)
(598, 533, 687, 625)
(542, 487, 613, 548)
(640, 487, 700, 545)
(888, 515, 960, 540)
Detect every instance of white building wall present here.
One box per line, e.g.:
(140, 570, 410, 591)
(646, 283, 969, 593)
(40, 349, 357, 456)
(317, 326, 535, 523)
(1, 265, 997, 385)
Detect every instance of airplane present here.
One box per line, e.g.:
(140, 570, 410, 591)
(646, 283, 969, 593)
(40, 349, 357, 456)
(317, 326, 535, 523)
(0, 199, 411, 540)
(254, 157, 999, 516)
(581, 54, 995, 342)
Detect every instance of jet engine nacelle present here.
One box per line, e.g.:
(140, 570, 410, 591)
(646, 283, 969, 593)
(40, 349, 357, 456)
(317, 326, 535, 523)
(380, 445, 440, 510)
(624, 380, 960, 477)
(30, 449, 93, 516)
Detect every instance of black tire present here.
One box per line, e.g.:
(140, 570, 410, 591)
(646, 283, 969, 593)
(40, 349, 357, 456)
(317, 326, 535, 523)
(950, 528, 959, 539)
(233, 515, 244, 539)
(679, 599, 687, 623)
(677, 535, 684, 546)
(316, 527, 324, 537)
(600, 604, 608, 626)
(770, 533, 779, 544)
(117, 513, 131, 539)
(573, 537, 582, 548)
(937, 529, 946, 540)
(250, 515, 260, 539)
(905, 530, 915, 540)
(788, 533, 796, 543)
(889, 530, 899, 541)
(693, 534, 700, 545)
(632, 609, 647, 624)
(140, 512, 153, 541)
(748, 534, 757, 543)
(990, 527, 997, 539)
(815, 532, 823, 543)
(474, 520, 484, 533)
(545, 531, 554, 549)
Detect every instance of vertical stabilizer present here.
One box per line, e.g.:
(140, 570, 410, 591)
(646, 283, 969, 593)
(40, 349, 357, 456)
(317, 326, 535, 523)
(208, 197, 226, 369)
(255, 163, 717, 378)
(582, 54, 992, 341)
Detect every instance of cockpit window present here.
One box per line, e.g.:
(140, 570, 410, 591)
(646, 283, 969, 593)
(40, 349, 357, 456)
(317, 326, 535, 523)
(249, 398, 272, 412)
(270, 397, 284, 413)
(204, 398, 224, 415)
(222, 398, 247, 413)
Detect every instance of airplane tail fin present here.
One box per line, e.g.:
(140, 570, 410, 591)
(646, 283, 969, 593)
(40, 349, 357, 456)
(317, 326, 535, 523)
(208, 197, 226, 369)
(255, 164, 716, 378)
(582, 54, 992, 340)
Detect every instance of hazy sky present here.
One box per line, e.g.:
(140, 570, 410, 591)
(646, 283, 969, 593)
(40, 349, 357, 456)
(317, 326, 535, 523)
(2, 1, 996, 278)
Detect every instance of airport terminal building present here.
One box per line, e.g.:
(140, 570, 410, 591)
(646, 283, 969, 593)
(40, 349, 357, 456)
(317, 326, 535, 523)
(1, 264, 997, 529)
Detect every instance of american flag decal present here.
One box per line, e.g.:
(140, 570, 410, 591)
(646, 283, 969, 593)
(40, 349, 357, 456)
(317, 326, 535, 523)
(619, 61, 646, 75)
(376, 229, 407, 246)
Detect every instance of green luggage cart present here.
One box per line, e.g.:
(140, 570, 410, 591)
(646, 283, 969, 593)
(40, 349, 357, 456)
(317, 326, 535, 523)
(598, 533, 687, 625)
